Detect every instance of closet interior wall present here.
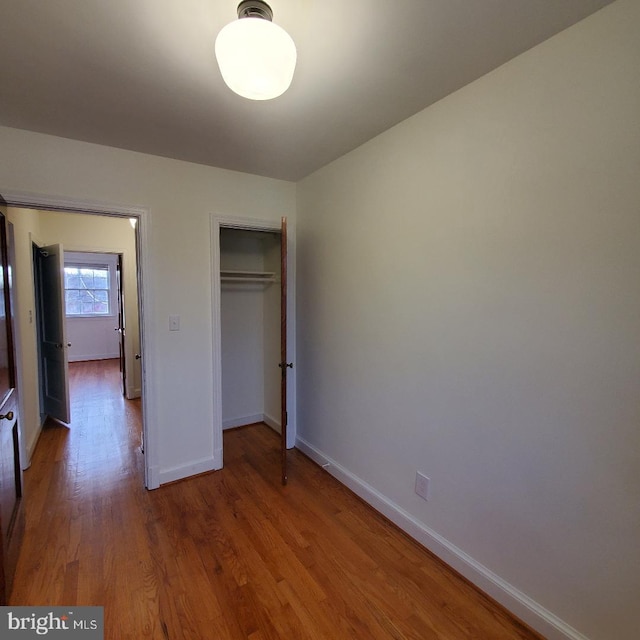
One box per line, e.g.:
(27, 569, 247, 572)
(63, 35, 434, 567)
(220, 227, 281, 434)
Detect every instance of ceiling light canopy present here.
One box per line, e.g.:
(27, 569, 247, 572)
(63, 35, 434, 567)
(215, 1, 297, 101)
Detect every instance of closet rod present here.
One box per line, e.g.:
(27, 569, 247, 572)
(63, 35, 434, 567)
(221, 276, 277, 283)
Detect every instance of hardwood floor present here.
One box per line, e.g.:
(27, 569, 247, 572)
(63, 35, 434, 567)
(10, 359, 543, 639)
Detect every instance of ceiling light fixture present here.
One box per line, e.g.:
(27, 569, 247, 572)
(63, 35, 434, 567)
(215, 1, 296, 101)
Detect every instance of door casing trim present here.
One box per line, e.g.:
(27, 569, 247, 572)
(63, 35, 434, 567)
(210, 213, 297, 471)
(0, 189, 157, 489)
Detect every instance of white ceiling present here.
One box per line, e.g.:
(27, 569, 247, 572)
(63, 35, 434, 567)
(0, 0, 614, 181)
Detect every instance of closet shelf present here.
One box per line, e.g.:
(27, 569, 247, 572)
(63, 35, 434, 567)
(220, 270, 277, 284)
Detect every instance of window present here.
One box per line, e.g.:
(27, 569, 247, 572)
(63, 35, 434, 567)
(64, 264, 111, 316)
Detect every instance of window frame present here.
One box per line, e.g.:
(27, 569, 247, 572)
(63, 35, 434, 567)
(63, 252, 118, 319)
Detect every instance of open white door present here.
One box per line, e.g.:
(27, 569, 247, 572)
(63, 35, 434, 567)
(36, 244, 71, 424)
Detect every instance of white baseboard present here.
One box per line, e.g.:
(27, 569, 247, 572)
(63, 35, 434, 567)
(263, 413, 281, 434)
(126, 387, 141, 400)
(24, 423, 43, 470)
(295, 435, 589, 640)
(69, 353, 119, 362)
(158, 456, 218, 485)
(222, 413, 282, 433)
(146, 465, 160, 490)
(223, 414, 264, 430)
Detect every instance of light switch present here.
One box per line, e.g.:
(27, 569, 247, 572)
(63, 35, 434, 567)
(169, 315, 180, 331)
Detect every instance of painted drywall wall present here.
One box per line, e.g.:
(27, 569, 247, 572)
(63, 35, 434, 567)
(296, 1, 639, 639)
(0, 126, 295, 486)
(6, 208, 42, 462)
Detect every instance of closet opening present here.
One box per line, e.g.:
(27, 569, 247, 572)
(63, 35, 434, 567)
(211, 216, 295, 486)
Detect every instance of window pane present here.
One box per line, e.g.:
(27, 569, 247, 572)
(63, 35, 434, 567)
(94, 275, 109, 290)
(80, 274, 94, 289)
(64, 263, 111, 316)
(66, 274, 81, 289)
(64, 267, 80, 288)
(65, 290, 79, 315)
(67, 301, 81, 315)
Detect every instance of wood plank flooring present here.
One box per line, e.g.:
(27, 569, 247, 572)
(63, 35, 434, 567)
(10, 359, 544, 639)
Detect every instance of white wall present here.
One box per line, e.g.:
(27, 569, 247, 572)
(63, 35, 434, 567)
(4, 208, 42, 463)
(296, 2, 640, 640)
(0, 126, 295, 487)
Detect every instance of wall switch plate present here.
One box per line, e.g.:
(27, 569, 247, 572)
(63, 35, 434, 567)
(415, 471, 430, 501)
(169, 315, 180, 331)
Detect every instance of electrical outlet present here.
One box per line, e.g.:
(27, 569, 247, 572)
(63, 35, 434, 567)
(415, 471, 430, 501)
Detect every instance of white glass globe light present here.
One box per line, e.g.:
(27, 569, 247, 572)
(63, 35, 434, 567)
(215, 16, 296, 100)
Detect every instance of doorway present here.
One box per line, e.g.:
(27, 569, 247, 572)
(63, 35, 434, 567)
(2, 195, 153, 488)
(33, 247, 130, 425)
(211, 214, 296, 483)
